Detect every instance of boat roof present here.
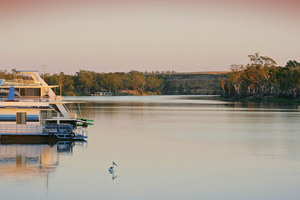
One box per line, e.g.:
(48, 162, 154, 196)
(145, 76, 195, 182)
(15, 70, 39, 73)
(0, 107, 53, 111)
(0, 85, 59, 88)
(0, 85, 58, 88)
(0, 101, 52, 110)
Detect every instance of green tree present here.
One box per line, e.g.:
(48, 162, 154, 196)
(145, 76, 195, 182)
(106, 73, 123, 95)
(223, 53, 281, 99)
(75, 70, 94, 95)
(59, 73, 75, 96)
(277, 61, 300, 97)
(128, 71, 146, 93)
(286, 60, 300, 68)
(227, 65, 244, 98)
(146, 74, 163, 93)
(248, 52, 277, 67)
(121, 73, 131, 90)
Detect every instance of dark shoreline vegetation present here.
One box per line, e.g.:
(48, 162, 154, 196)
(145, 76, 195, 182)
(221, 53, 300, 103)
(0, 53, 299, 103)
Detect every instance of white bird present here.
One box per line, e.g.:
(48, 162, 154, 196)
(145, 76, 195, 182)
(109, 161, 118, 174)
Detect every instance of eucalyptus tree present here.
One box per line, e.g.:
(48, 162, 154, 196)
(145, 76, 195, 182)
(128, 71, 146, 93)
(227, 64, 244, 98)
(277, 60, 300, 97)
(248, 52, 277, 67)
(267, 65, 279, 95)
(106, 73, 123, 95)
(145, 74, 163, 93)
(247, 53, 277, 96)
(75, 70, 94, 95)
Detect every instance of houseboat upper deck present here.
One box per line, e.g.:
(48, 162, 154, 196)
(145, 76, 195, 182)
(0, 70, 92, 141)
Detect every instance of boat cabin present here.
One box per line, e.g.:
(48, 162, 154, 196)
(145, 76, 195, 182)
(0, 71, 58, 100)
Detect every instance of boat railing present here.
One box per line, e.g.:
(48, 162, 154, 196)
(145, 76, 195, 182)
(17, 98, 49, 102)
(16, 96, 50, 99)
(43, 124, 73, 134)
(40, 112, 65, 125)
(74, 128, 88, 138)
(4, 79, 41, 85)
(0, 124, 43, 135)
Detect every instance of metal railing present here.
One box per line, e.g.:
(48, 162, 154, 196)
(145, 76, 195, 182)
(40, 112, 64, 125)
(74, 128, 88, 138)
(3, 79, 40, 85)
(0, 124, 43, 135)
(16, 96, 50, 99)
(17, 98, 49, 102)
(43, 124, 73, 134)
(0, 97, 50, 102)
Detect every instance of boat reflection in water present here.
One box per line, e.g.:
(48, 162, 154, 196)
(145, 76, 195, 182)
(0, 141, 86, 180)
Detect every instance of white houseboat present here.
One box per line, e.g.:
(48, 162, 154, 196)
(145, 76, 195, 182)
(0, 70, 92, 140)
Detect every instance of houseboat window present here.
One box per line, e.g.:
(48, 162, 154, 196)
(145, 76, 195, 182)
(20, 88, 41, 97)
(16, 112, 27, 124)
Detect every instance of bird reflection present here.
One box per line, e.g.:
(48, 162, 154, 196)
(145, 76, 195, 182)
(111, 171, 117, 180)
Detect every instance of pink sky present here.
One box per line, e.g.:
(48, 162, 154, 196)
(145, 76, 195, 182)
(0, 0, 299, 74)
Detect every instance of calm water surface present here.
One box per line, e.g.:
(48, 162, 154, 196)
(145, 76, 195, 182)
(1, 95, 300, 200)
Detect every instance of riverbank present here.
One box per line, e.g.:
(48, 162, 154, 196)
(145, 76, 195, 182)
(220, 96, 300, 104)
(63, 95, 227, 105)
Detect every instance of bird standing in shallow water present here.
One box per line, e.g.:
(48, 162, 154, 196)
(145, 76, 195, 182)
(109, 161, 117, 174)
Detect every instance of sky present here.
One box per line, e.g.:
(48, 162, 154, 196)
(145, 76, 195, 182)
(0, 0, 299, 74)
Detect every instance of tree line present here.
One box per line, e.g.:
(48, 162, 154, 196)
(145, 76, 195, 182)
(221, 53, 300, 100)
(2, 53, 299, 99)
(45, 71, 166, 96)
(0, 70, 164, 96)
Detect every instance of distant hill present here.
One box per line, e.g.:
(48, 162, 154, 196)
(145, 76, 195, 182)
(159, 72, 228, 95)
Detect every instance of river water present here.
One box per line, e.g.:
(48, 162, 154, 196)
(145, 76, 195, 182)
(1, 95, 300, 200)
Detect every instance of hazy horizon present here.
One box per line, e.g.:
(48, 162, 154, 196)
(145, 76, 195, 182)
(1, 0, 299, 74)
